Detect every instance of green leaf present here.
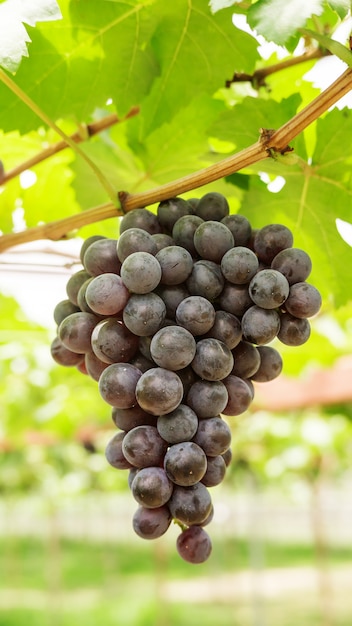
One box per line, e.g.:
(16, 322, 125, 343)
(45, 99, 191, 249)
(0, 0, 62, 72)
(300, 28, 352, 67)
(129, 0, 260, 140)
(211, 94, 305, 158)
(225, 172, 250, 189)
(327, 0, 351, 18)
(247, 0, 324, 46)
(140, 95, 226, 182)
(0, 0, 160, 133)
(240, 108, 352, 307)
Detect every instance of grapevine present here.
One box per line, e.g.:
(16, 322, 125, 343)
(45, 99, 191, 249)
(51, 192, 322, 564)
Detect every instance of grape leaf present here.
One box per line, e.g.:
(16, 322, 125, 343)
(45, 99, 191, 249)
(327, 0, 351, 18)
(0, 0, 259, 136)
(211, 94, 306, 160)
(239, 108, 352, 307)
(137, 94, 226, 182)
(247, 0, 324, 46)
(0, 0, 160, 134)
(71, 95, 228, 209)
(300, 28, 352, 67)
(131, 0, 259, 140)
(0, 0, 62, 72)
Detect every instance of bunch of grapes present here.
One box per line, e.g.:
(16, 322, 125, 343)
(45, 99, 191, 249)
(51, 192, 321, 564)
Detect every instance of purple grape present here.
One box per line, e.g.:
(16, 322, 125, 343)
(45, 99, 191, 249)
(132, 505, 172, 540)
(164, 442, 207, 486)
(122, 425, 168, 468)
(186, 380, 228, 419)
(176, 526, 212, 564)
(136, 367, 183, 416)
(131, 467, 173, 508)
(98, 363, 142, 408)
(150, 325, 196, 371)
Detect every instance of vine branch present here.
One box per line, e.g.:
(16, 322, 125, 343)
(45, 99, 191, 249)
(0, 68, 118, 203)
(0, 67, 351, 253)
(0, 107, 140, 186)
(226, 47, 330, 88)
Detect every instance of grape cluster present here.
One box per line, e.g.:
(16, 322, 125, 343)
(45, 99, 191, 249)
(51, 192, 322, 564)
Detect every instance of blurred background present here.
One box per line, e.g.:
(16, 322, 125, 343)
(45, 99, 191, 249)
(1, 237, 352, 626)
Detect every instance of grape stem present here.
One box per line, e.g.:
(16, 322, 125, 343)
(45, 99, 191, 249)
(0, 67, 351, 252)
(225, 47, 330, 88)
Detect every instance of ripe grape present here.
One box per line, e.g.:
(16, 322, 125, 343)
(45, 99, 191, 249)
(91, 318, 139, 364)
(251, 346, 283, 382)
(79, 235, 106, 264)
(112, 405, 157, 431)
(193, 416, 232, 456)
(157, 197, 192, 233)
(105, 431, 133, 470)
(136, 367, 184, 415)
(186, 379, 228, 418)
(193, 220, 234, 262)
(50, 336, 84, 367)
(176, 525, 212, 564)
(254, 223, 293, 264)
(221, 246, 258, 284)
(150, 325, 196, 370)
(222, 375, 253, 416)
(231, 341, 260, 379)
(119, 207, 162, 235)
(172, 214, 204, 256)
(123, 292, 166, 336)
(191, 337, 234, 381)
(241, 306, 281, 345)
(271, 247, 312, 284)
(219, 282, 253, 317)
(249, 269, 290, 309)
(131, 467, 173, 508)
(195, 191, 229, 221)
(85, 273, 130, 316)
(205, 310, 242, 349)
(117, 227, 157, 262)
(157, 404, 198, 444)
(58, 311, 99, 354)
(201, 455, 226, 487)
(221, 214, 251, 246)
(98, 362, 142, 408)
(278, 313, 311, 346)
(132, 505, 172, 540)
(168, 482, 212, 525)
(83, 238, 121, 275)
(186, 260, 224, 300)
(284, 282, 322, 318)
(85, 350, 109, 381)
(122, 425, 168, 468)
(120, 251, 162, 294)
(156, 284, 189, 318)
(176, 295, 216, 335)
(164, 442, 207, 486)
(156, 245, 193, 285)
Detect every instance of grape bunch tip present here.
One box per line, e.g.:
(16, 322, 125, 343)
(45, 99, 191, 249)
(51, 191, 322, 565)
